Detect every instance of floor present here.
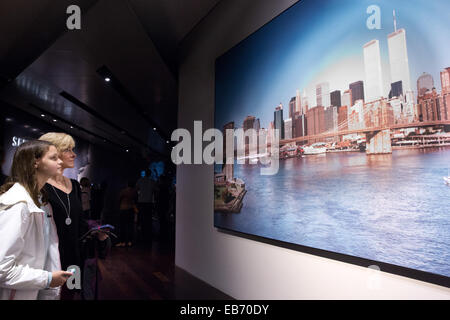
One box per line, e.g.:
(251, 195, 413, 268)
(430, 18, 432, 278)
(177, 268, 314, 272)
(96, 233, 233, 300)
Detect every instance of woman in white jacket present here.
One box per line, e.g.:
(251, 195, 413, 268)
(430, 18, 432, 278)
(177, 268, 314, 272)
(0, 140, 73, 300)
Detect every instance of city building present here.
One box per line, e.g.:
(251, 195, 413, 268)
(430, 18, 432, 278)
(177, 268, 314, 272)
(387, 27, 412, 95)
(349, 81, 364, 105)
(284, 118, 293, 140)
(324, 106, 338, 132)
(342, 89, 352, 108)
(441, 67, 450, 120)
(222, 121, 235, 181)
(306, 106, 325, 137)
(274, 104, 285, 140)
(389, 80, 403, 99)
(316, 82, 330, 108)
(296, 89, 301, 114)
(330, 90, 341, 108)
(418, 89, 443, 122)
(293, 113, 307, 138)
(289, 97, 296, 119)
(363, 39, 384, 102)
(338, 105, 349, 131)
(301, 89, 309, 114)
(417, 72, 434, 97)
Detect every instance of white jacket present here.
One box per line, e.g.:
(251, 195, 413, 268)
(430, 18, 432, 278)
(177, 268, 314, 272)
(0, 183, 62, 300)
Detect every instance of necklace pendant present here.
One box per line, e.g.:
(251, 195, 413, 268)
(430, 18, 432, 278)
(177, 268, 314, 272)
(65, 217, 72, 225)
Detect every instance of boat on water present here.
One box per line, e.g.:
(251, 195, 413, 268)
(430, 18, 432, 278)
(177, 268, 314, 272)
(280, 145, 303, 159)
(303, 142, 327, 155)
(444, 176, 450, 185)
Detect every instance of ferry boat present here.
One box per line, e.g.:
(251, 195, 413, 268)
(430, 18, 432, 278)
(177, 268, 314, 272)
(303, 142, 327, 155)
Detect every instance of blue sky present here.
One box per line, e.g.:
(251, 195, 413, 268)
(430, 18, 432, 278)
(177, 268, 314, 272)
(215, 0, 450, 130)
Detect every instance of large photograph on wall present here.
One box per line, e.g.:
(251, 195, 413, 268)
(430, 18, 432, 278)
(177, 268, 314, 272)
(214, 0, 450, 284)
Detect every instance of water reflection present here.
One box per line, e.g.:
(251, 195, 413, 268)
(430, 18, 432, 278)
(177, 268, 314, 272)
(215, 148, 450, 277)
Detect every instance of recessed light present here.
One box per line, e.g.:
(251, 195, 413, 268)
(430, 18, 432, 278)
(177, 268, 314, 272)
(166, 141, 169, 144)
(70, 126, 74, 129)
(126, 149, 129, 152)
(41, 114, 45, 117)
(105, 77, 111, 82)
(5, 117, 13, 122)
(24, 125, 30, 128)
(53, 119, 57, 122)
(153, 128, 156, 131)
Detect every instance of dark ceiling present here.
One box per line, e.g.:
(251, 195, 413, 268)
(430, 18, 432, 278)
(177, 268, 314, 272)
(0, 0, 221, 159)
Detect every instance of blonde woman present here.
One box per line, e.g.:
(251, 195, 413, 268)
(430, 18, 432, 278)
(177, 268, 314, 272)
(39, 133, 109, 300)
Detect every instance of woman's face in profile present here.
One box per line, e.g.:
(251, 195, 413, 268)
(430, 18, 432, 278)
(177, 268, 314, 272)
(59, 146, 77, 169)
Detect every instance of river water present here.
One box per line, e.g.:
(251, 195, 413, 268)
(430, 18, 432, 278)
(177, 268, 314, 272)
(214, 147, 450, 277)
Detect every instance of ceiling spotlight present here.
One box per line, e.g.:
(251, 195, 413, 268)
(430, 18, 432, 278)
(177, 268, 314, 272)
(32, 128, 38, 132)
(5, 117, 13, 122)
(105, 77, 111, 82)
(166, 141, 169, 144)
(41, 114, 45, 117)
(153, 127, 156, 131)
(70, 126, 74, 129)
(126, 149, 129, 152)
(24, 125, 30, 128)
(53, 119, 57, 122)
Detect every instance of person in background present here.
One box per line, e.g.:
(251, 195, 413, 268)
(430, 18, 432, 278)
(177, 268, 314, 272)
(155, 172, 171, 242)
(135, 168, 155, 245)
(117, 181, 138, 247)
(0, 140, 71, 300)
(0, 145, 7, 186)
(80, 177, 92, 220)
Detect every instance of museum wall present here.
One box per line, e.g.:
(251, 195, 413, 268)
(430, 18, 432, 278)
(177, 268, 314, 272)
(175, 0, 450, 299)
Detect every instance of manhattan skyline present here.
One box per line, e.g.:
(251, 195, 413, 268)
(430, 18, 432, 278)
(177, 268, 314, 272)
(215, 0, 450, 131)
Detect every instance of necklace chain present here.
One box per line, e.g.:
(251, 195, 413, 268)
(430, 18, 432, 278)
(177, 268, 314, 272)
(51, 184, 71, 220)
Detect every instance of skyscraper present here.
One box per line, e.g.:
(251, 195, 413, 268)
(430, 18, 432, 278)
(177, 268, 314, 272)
(390, 81, 403, 98)
(301, 89, 309, 114)
(243, 115, 256, 132)
(330, 90, 341, 108)
(222, 122, 234, 181)
(284, 118, 293, 140)
(289, 97, 296, 119)
(350, 81, 364, 105)
(417, 72, 434, 97)
(363, 39, 384, 102)
(316, 82, 330, 108)
(274, 104, 285, 140)
(440, 67, 450, 120)
(296, 89, 301, 114)
(342, 89, 352, 108)
(441, 68, 450, 94)
(387, 12, 412, 95)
